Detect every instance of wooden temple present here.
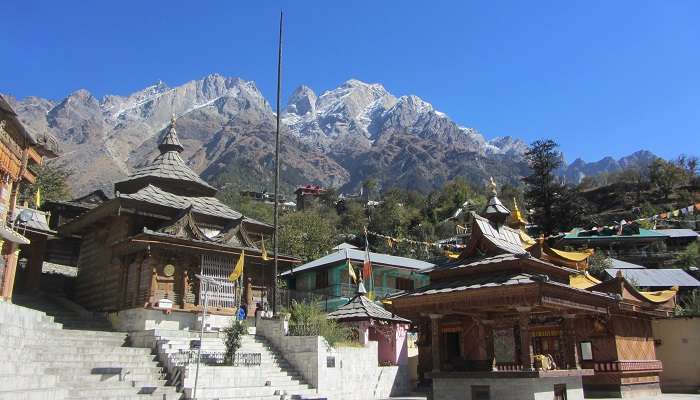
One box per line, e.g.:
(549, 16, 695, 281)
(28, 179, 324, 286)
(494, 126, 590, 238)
(58, 117, 298, 329)
(387, 182, 675, 399)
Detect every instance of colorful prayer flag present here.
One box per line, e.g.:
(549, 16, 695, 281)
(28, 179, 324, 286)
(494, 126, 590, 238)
(261, 237, 269, 261)
(228, 251, 244, 282)
(347, 259, 357, 284)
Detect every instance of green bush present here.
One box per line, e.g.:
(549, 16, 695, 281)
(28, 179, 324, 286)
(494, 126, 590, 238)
(286, 300, 353, 347)
(223, 320, 248, 365)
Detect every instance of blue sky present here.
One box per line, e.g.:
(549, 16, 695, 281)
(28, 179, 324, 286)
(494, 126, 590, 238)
(3, 0, 699, 162)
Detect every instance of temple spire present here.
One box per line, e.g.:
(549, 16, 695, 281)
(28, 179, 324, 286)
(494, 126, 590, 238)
(158, 114, 184, 154)
(483, 177, 510, 225)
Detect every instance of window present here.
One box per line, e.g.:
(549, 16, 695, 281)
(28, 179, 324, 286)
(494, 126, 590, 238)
(471, 385, 490, 400)
(579, 341, 593, 361)
(395, 277, 415, 291)
(315, 270, 329, 289)
(554, 384, 567, 400)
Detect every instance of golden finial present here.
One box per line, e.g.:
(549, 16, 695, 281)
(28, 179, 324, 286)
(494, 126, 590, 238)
(170, 113, 177, 126)
(489, 176, 497, 196)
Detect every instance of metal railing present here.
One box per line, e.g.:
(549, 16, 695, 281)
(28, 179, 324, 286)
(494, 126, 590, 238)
(172, 349, 261, 367)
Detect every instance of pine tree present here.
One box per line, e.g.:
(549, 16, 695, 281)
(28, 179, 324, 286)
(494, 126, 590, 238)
(523, 139, 564, 235)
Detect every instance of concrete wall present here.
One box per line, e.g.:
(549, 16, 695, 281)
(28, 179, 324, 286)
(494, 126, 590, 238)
(256, 316, 410, 400)
(433, 375, 584, 400)
(107, 307, 234, 332)
(652, 317, 700, 393)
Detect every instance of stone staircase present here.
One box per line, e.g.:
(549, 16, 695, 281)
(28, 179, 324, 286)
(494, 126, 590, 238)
(3, 293, 180, 400)
(155, 330, 319, 399)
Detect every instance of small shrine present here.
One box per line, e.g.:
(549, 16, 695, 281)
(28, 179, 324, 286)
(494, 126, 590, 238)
(387, 180, 675, 399)
(327, 278, 411, 366)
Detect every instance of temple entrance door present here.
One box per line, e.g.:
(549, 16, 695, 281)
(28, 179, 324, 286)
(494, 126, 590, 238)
(532, 335, 564, 368)
(442, 332, 462, 370)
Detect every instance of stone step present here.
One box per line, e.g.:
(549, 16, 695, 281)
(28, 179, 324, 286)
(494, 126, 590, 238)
(34, 360, 162, 370)
(18, 353, 158, 364)
(58, 373, 168, 386)
(0, 374, 60, 390)
(189, 384, 315, 398)
(46, 366, 166, 378)
(67, 385, 179, 399)
(0, 387, 68, 400)
(24, 345, 152, 356)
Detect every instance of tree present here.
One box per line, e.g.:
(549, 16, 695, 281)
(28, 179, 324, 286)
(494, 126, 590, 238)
(648, 159, 685, 200)
(675, 242, 699, 270)
(20, 163, 73, 206)
(587, 252, 613, 279)
(279, 209, 338, 262)
(523, 140, 564, 235)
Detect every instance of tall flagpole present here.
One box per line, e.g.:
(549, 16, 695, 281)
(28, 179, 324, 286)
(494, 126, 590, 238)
(272, 10, 283, 315)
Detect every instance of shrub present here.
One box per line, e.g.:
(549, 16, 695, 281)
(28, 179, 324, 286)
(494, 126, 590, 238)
(286, 300, 353, 347)
(223, 320, 248, 365)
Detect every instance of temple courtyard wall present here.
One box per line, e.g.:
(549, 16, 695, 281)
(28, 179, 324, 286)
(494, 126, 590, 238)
(653, 317, 700, 394)
(432, 372, 586, 400)
(256, 315, 411, 399)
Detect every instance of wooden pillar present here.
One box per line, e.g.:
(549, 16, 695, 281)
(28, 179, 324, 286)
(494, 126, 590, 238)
(563, 314, 581, 369)
(1, 243, 20, 301)
(430, 314, 443, 372)
(518, 309, 534, 371)
(482, 320, 497, 371)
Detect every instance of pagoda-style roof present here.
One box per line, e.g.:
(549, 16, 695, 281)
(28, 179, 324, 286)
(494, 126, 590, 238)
(328, 292, 410, 323)
(588, 275, 676, 316)
(462, 213, 526, 257)
(118, 184, 245, 221)
(114, 117, 216, 197)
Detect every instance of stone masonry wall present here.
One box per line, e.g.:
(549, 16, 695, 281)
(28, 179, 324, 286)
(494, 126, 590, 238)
(256, 316, 410, 400)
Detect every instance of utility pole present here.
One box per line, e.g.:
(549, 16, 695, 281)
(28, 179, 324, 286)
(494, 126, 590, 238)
(272, 10, 283, 315)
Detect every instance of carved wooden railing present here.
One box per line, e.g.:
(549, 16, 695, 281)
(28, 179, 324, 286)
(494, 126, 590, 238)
(592, 360, 663, 372)
(495, 362, 524, 371)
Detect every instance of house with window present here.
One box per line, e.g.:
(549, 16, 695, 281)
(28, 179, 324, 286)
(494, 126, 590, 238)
(280, 243, 433, 311)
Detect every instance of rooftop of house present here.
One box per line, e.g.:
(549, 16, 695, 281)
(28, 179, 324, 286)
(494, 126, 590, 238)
(603, 268, 700, 288)
(327, 281, 410, 323)
(280, 245, 434, 277)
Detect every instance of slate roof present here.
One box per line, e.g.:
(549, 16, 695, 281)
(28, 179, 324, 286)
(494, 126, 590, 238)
(12, 207, 55, 235)
(119, 184, 247, 221)
(608, 258, 646, 269)
(473, 213, 527, 255)
(280, 247, 434, 276)
(604, 268, 700, 287)
(656, 229, 699, 239)
(117, 151, 215, 192)
(392, 270, 615, 301)
(114, 118, 215, 196)
(327, 294, 410, 323)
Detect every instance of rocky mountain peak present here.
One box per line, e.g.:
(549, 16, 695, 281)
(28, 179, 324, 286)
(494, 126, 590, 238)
(286, 85, 317, 116)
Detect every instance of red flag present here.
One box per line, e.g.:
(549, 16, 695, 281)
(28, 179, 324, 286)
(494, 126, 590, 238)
(363, 227, 372, 289)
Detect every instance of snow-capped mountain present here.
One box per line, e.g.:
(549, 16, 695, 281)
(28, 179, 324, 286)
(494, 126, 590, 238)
(4, 74, 654, 196)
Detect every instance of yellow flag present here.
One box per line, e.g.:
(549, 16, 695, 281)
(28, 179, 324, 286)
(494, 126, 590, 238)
(228, 251, 244, 281)
(261, 237, 269, 261)
(35, 187, 41, 208)
(347, 259, 357, 284)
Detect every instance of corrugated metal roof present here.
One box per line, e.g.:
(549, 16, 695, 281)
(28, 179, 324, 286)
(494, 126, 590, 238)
(327, 295, 410, 323)
(280, 248, 434, 276)
(473, 214, 527, 255)
(604, 268, 700, 287)
(656, 229, 699, 239)
(608, 258, 647, 269)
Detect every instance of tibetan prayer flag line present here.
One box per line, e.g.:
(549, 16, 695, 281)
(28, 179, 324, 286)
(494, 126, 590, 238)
(347, 259, 357, 284)
(228, 251, 244, 281)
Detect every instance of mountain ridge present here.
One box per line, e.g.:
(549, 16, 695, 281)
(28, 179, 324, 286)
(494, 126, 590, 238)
(4, 73, 658, 196)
